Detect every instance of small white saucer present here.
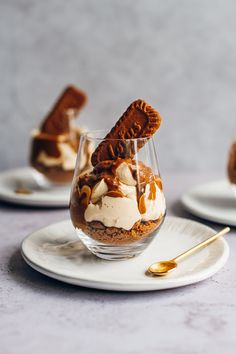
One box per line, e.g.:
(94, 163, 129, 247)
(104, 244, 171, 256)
(181, 179, 236, 226)
(0, 167, 70, 207)
(21, 216, 229, 291)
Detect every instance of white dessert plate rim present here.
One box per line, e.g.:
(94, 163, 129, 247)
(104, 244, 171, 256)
(0, 167, 70, 207)
(181, 179, 236, 226)
(21, 216, 229, 291)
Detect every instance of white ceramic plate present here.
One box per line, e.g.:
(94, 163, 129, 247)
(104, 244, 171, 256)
(21, 216, 229, 291)
(181, 180, 236, 226)
(0, 168, 70, 207)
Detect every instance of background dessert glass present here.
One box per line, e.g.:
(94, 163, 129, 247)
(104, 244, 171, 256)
(30, 128, 92, 188)
(227, 137, 236, 197)
(29, 85, 89, 188)
(70, 131, 166, 260)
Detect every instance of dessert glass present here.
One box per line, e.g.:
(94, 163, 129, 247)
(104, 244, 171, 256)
(227, 137, 236, 197)
(30, 128, 91, 188)
(70, 131, 166, 260)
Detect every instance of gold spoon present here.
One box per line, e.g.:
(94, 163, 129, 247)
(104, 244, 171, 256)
(147, 226, 230, 276)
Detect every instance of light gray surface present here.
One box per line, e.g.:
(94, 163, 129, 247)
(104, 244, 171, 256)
(0, 172, 235, 354)
(0, 0, 235, 172)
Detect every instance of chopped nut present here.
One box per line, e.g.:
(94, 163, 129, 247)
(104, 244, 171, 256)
(80, 185, 91, 205)
(91, 179, 108, 203)
(106, 190, 124, 198)
(116, 162, 136, 186)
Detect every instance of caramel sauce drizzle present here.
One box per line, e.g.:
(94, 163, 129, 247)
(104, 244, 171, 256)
(148, 181, 156, 200)
(138, 194, 146, 214)
(155, 176, 163, 191)
(77, 158, 163, 205)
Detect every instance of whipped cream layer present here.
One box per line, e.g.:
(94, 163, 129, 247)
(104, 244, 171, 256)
(83, 161, 166, 230)
(37, 143, 77, 171)
(33, 127, 91, 172)
(85, 196, 141, 230)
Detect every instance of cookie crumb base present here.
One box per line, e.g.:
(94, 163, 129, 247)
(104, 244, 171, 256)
(78, 217, 164, 245)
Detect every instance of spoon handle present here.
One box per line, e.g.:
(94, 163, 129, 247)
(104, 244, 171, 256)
(173, 227, 230, 263)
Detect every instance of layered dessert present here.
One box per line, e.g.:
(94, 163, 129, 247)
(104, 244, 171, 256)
(30, 85, 91, 184)
(228, 137, 236, 192)
(70, 99, 166, 245)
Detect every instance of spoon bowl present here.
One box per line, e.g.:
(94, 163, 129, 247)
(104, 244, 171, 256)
(148, 260, 177, 276)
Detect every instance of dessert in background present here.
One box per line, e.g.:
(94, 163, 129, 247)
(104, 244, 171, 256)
(228, 137, 236, 192)
(70, 99, 166, 250)
(30, 85, 91, 184)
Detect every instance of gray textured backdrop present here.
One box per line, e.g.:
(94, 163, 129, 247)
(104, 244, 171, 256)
(0, 0, 235, 173)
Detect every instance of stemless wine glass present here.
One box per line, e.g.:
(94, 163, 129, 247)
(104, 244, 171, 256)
(30, 129, 92, 189)
(70, 130, 166, 260)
